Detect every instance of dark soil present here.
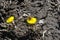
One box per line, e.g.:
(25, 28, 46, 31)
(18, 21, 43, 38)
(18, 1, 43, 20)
(0, 0, 60, 40)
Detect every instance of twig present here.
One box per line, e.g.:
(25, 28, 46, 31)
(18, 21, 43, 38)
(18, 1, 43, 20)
(12, 21, 17, 29)
(0, 29, 8, 32)
(42, 30, 47, 40)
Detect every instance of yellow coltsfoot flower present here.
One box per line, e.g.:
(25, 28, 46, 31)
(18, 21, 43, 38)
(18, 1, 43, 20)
(6, 16, 14, 24)
(27, 17, 37, 24)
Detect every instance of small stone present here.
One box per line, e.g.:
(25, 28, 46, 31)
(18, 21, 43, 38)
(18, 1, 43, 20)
(38, 19, 44, 24)
(23, 13, 28, 16)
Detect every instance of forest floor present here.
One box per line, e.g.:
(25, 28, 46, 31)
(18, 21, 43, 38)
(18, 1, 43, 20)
(0, 0, 60, 40)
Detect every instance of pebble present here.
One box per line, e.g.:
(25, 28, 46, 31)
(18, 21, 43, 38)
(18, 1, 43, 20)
(23, 13, 28, 16)
(38, 19, 44, 24)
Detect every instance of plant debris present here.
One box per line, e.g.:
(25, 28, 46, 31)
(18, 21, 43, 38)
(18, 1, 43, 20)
(0, 0, 60, 40)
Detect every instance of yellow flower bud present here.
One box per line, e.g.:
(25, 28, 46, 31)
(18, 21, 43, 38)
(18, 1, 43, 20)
(27, 17, 37, 24)
(6, 16, 14, 23)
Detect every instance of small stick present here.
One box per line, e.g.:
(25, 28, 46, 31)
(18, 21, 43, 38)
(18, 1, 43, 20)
(10, 0, 12, 4)
(0, 29, 8, 32)
(0, 13, 5, 23)
(12, 21, 17, 29)
(42, 30, 47, 40)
